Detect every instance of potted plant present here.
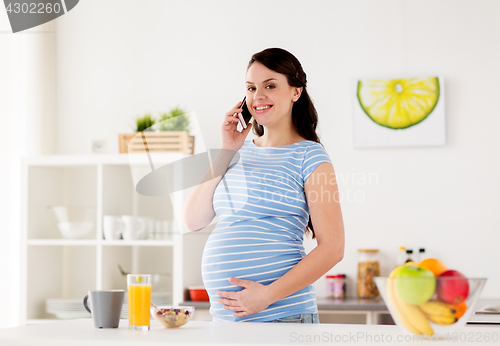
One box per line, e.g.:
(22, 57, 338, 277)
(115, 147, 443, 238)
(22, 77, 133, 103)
(118, 108, 194, 154)
(157, 107, 190, 133)
(135, 113, 156, 132)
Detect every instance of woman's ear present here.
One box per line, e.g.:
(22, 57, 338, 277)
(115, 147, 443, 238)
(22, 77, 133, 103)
(293, 87, 303, 102)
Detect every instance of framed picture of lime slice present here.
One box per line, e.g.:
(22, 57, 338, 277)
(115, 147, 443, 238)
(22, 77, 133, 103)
(352, 76, 445, 148)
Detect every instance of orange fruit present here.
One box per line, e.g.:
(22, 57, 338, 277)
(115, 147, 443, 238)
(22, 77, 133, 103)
(455, 301, 467, 319)
(418, 258, 448, 277)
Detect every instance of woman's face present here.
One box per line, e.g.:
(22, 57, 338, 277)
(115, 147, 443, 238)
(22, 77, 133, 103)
(245, 62, 301, 129)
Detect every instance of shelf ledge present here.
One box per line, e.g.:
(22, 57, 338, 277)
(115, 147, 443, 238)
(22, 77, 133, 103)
(27, 239, 97, 246)
(100, 240, 176, 246)
(27, 239, 177, 246)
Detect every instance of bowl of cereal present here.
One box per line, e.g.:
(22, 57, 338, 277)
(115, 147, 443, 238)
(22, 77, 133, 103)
(150, 305, 195, 328)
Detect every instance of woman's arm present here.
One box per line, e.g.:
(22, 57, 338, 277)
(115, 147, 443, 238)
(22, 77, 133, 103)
(182, 101, 253, 232)
(182, 149, 237, 231)
(216, 162, 345, 316)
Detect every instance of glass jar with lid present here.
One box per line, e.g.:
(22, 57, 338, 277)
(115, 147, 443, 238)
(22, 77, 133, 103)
(357, 249, 380, 298)
(326, 274, 346, 299)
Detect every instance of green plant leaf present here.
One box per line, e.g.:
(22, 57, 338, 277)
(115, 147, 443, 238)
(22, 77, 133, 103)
(157, 107, 190, 133)
(118, 264, 129, 276)
(135, 113, 156, 132)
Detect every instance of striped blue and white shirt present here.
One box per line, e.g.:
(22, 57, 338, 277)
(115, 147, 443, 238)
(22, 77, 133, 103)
(201, 139, 332, 322)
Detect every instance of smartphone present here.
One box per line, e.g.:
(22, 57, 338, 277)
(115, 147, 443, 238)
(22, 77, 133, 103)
(236, 96, 253, 129)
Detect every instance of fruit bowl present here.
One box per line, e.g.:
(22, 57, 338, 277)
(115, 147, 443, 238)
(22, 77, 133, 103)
(374, 276, 486, 338)
(150, 305, 195, 328)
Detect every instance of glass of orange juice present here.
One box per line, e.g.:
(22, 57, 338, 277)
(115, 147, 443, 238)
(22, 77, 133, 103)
(127, 274, 152, 330)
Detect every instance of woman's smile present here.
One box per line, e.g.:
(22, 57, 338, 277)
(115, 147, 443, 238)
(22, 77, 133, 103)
(253, 104, 273, 114)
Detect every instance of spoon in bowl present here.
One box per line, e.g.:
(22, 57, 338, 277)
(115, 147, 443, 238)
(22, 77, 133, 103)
(151, 302, 165, 315)
(151, 302, 177, 326)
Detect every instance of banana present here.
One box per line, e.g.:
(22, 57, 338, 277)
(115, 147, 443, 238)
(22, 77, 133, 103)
(420, 301, 456, 317)
(387, 266, 434, 336)
(419, 300, 458, 325)
(425, 313, 458, 326)
(393, 285, 435, 335)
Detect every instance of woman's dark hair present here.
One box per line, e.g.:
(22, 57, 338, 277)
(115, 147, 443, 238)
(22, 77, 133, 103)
(247, 47, 321, 239)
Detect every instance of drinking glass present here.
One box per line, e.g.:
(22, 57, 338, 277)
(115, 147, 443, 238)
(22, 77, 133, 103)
(127, 274, 152, 330)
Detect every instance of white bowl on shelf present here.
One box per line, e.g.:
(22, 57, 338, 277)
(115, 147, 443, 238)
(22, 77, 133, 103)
(49, 206, 95, 239)
(57, 222, 93, 239)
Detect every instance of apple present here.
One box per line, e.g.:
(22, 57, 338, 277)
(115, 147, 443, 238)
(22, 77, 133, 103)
(395, 265, 436, 305)
(437, 270, 469, 305)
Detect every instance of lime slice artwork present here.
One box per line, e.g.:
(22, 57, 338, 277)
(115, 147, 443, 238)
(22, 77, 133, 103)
(357, 77, 440, 129)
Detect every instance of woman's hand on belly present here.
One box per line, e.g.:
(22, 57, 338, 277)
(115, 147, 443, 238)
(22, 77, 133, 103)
(216, 277, 273, 317)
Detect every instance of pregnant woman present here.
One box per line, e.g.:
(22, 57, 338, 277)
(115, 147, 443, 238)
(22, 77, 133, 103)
(183, 48, 344, 323)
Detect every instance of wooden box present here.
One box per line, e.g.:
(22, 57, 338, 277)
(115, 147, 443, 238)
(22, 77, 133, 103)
(118, 131, 195, 154)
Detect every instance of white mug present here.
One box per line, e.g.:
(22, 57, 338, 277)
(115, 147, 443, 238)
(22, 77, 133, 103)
(154, 220, 172, 240)
(163, 220, 172, 240)
(103, 216, 124, 240)
(144, 217, 155, 240)
(121, 216, 146, 240)
(154, 220, 163, 240)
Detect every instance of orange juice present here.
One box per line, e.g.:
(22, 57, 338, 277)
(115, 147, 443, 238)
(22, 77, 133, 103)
(128, 283, 151, 327)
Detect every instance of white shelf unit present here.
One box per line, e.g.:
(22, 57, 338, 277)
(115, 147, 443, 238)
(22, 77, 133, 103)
(21, 154, 211, 324)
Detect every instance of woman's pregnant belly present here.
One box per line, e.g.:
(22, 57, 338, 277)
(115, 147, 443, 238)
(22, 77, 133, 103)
(200, 221, 310, 321)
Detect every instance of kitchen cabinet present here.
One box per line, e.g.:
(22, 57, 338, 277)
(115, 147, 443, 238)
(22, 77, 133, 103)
(21, 154, 210, 324)
(182, 299, 394, 324)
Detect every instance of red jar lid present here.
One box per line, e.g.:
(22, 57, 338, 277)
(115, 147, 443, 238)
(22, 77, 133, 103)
(326, 274, 346, 279)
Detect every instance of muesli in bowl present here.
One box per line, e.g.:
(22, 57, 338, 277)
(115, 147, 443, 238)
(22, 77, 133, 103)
(150, 305, 195, 328)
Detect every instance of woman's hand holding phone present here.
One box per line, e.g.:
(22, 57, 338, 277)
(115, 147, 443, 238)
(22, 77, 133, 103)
(221, 100, 253, 152)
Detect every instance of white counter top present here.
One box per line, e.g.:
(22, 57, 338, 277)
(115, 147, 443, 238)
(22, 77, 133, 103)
(0, 319, 499, 346)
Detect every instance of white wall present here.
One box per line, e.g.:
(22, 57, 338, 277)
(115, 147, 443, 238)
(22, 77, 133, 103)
(0, 10, 14, 328)
(1, 9, 56, 327)
(51, 0, 500, 299)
